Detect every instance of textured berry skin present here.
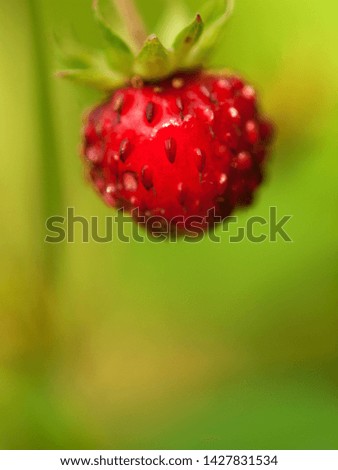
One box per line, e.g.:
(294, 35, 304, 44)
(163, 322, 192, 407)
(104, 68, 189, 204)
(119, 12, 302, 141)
(83, 72, 274, 234)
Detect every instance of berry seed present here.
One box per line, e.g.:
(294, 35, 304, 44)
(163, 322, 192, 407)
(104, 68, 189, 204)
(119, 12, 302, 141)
(146, 101, 155, 123)
(172, 78, 184, 89)
(165, 137, 177, 163)
(194, 148, 206, 173)
(141, 165, 154, 190)
(119, 138, 132, 162)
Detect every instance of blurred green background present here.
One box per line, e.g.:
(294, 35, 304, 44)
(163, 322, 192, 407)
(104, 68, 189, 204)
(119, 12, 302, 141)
(1, 0, 338, 450)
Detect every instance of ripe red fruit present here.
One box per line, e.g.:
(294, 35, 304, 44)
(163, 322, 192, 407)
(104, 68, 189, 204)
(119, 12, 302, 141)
(58, 0, 275, 235)
(84, 72, 274, 234)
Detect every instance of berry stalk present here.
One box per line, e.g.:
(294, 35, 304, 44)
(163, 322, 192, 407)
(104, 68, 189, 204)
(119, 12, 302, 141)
(225, 0, 235, 22)
(112, 0, 148, 50)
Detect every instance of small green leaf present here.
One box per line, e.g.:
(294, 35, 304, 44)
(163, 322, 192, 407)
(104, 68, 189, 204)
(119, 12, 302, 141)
(93, 0, 133, 70)
(54, 33, 101, 70)
(155, 0, 191, 47)
(134, 35, 172, 80)
(104, 46, 133, 75)
(188, 0, 235, 66)
(173, 14, 204, 63)
(199, 0, 225, 25)
(57, 68, 125, 92)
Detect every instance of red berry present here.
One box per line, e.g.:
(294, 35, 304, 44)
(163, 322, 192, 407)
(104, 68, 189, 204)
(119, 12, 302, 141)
(83, 72, 274, 234)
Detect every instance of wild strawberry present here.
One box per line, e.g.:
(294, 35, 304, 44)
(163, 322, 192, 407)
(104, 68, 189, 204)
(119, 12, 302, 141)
(58, 0, 274, 236)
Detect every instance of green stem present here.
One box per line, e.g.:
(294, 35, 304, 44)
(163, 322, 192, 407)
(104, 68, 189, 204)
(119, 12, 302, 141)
(28, 0, 64, 284)
(113, 0, 148, 50)
(225, 0, 235, 21)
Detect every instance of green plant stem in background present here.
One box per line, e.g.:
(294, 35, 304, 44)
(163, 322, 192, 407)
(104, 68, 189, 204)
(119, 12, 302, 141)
(28, 0, 64, 284)
(113, 0, 148, 50)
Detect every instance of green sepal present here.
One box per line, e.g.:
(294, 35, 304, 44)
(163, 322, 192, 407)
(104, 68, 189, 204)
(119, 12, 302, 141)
(188, 0, 234, 65)
(198, 0, 225, 25)
(54, 32, 102, 70)
(134, 35, 172, 81)
(103, 46, 133, 75)
(93, 0, 134, 73)
(55, 32, 127, 91)
(173, 14, 204, 64)
(56, 0, 235, 92)
(57, 68, 126, 92)
(155, 0, 191, 47)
